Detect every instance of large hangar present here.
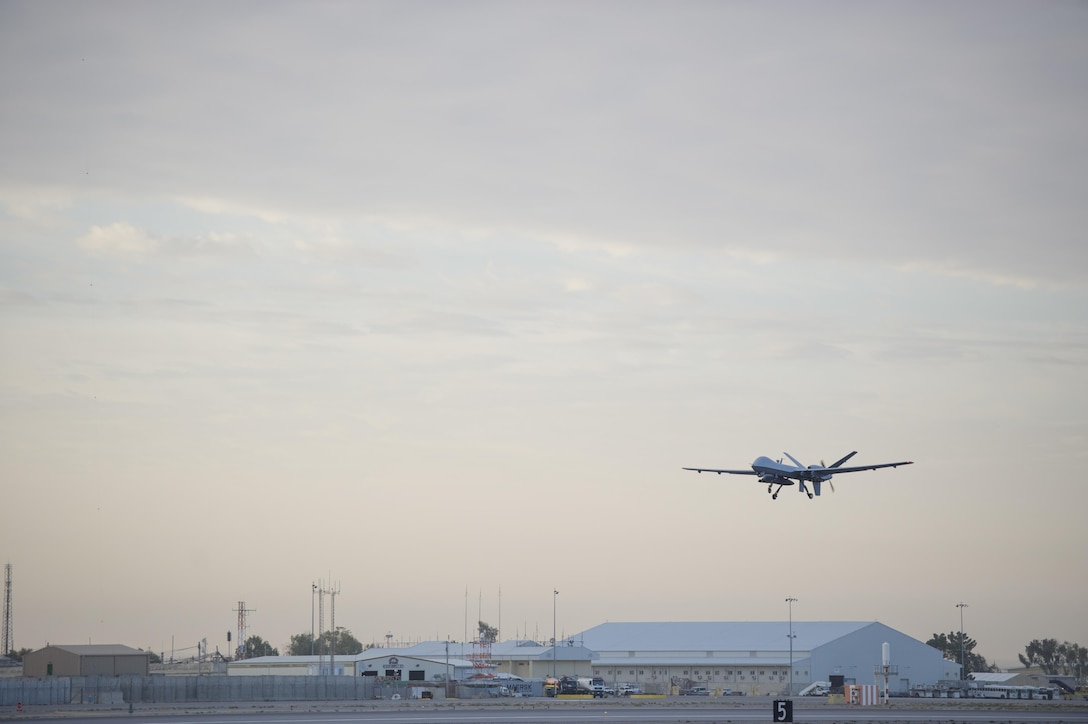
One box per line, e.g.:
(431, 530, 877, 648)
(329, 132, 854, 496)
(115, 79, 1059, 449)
(229, 620, 958, 696)
(575, 621, 960, 695)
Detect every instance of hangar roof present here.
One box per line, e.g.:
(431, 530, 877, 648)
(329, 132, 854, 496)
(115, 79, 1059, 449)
(235, 651, 476, 668)
(574, 621, 877, 652)
(35, 644, 148, 656)
(394, 640, 597, 662)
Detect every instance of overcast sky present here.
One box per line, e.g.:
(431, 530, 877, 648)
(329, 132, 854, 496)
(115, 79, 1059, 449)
(1, 1, 1086, 669)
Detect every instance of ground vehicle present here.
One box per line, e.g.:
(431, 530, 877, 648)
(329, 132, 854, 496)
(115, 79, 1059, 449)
(558, 676, 606, 697)
(799, 681, 830, 696)
(618, 684, 643, 696)
(578, 676, 608, 697)
(681, 685, 709, 696)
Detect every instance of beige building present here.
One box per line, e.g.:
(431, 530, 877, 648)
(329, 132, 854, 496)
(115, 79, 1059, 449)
(23, 645, 150, 677)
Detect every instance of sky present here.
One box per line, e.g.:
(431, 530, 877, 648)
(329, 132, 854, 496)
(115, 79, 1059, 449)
(1, 1, 1086, 670)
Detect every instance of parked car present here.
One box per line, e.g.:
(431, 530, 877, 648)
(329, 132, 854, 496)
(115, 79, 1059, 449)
(681, 686, 710, 696)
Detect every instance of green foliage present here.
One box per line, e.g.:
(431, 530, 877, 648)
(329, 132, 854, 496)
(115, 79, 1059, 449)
(478, 620, 498, 643)
(286, 629, 365, 656)
(926, 631, 995, 675)
(310, 628, 364, 656)
(1019, 639, 1087, 677)
(286, 632, 315, 657)
(4, 647, 32, 662)
(244, 635, 279, 658)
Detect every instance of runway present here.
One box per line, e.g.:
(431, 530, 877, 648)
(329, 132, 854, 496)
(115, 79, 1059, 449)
(5, 699, 1088, 724)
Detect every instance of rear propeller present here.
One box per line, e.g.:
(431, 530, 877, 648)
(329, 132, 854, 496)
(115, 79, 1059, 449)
(820, 460, 835, 493)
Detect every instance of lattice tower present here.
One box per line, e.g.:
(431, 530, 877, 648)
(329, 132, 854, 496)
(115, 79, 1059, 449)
(469, 637, 492, 671)
(234, 601, 255, 659)
(2, 564, 11, 656)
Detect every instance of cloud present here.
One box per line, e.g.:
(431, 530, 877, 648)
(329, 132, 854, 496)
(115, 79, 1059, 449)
(4, 3, 1084, 287)
(77, 222, 158, 255)
(76, 223, 255, 260)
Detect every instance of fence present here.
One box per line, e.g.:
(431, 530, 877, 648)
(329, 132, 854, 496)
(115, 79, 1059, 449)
(0, 675, 419, 706)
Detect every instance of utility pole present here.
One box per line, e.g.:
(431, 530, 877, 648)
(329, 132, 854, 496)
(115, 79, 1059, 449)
(311, 583, 317, 656)
(956, 602, 968, 681)
(552, 589, 559, 678)
(786, 597, 797, 696)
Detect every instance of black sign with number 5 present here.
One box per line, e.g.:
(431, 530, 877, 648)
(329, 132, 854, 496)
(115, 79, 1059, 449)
(772, 698, 793, 722)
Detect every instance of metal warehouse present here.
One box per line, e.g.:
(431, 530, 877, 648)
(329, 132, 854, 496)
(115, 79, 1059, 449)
(22, 644, 150, 677)
(575, 621, 960, 695)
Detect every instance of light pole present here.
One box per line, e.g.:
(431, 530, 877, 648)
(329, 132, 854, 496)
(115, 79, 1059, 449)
(786, 597, 797, 696)
(956, 602, 968, 680)
(553, 589, 559, 678)
(311, 583, 317, 656)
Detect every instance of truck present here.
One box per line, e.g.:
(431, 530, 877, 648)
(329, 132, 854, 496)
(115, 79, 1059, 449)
(578, 676, 608, 697)
(559, 676, 605, 696)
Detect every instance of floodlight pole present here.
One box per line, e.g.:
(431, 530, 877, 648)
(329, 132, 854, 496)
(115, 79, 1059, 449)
(956, 602, 968, 680)
(311, 583, 317, 657)
(786, 597, 798, 696)
(553, 589, 559, 678)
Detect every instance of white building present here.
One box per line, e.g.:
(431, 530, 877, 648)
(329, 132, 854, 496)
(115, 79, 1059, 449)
(229, 620, 959, 696)
(575, 621, 960, 695)
(230, 650, 478, 682)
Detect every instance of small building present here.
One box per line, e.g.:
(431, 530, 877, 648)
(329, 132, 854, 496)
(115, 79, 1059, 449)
(23, 645, 150, 677)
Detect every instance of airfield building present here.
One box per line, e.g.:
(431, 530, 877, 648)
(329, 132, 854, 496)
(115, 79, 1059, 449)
(22, 645, 150, 677)
(574, 621, 960, 695)
(229, 620, 956, 695)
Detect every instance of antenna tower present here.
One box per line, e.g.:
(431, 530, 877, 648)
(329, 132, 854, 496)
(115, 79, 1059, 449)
(2, 564, 11, 656)
(316, 580, 340, 672)
(329, 582, 340, 671)
(234, 601, 256, 659)
(469, 636, 492, 673)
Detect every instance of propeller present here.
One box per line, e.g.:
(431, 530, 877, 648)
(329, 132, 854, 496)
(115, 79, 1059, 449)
(820, 461, 835, 492)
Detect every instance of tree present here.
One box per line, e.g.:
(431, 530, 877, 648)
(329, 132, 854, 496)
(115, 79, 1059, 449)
(926, 631, 994, 676)
(1060, 642, 1087, 680)
(244, 635, 279, 658)
(1019, 639, 1086, 677)
(286, 632, 315, 657)
(286, 630, 369, 657)
(478, 620, 498, 643)
(5, 647, 31, 662)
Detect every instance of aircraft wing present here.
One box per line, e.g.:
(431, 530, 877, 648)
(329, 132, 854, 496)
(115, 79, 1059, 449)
(682, 467, 758, 475)
(822, 461, 913, 474)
